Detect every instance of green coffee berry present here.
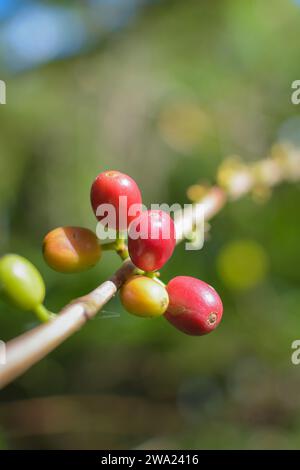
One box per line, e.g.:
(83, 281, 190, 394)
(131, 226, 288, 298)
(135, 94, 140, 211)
(0, 254, 46, 311)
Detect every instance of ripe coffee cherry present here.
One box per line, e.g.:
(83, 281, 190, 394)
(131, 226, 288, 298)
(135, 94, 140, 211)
(90, 170, 142, 230)
(165, 276, 223, 335)
(43, 226, 101, 273)
(0, 254, 45, 311)
(120, 275, 169, 318)
(128, 210, 176, 272)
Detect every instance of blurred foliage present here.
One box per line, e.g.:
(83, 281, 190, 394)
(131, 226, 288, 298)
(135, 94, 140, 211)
(217, 240, 268, 291)
(0, 0, 300, 450)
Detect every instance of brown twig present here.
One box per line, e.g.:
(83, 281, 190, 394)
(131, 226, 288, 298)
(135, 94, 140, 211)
(0, 143, 299, 389)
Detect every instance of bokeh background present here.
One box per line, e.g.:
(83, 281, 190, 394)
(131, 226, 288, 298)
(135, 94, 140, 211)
(1, 0, 300, 450)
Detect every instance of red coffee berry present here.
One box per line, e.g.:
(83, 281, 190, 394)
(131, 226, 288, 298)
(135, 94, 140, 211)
(128, 210, 176, 272)
(90, 170, 142, 230)
(164, 276, 223, 335)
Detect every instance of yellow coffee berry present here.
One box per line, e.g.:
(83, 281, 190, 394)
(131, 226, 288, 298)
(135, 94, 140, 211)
(120, 275, 169, 318)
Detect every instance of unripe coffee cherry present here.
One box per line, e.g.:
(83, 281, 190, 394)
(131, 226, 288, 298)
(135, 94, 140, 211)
(90, 170, 142, 230)
(0, 254, 45, 311)
(120, 275, 169, 318)
(165, 276, 223, 335)
(43, 226, 101, 273)
(128, 210, 176, 272)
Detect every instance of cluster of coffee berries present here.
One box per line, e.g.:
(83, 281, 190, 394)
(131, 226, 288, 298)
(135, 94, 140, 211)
(0, 170, 223, 336)
(42, 170, 223, 336)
